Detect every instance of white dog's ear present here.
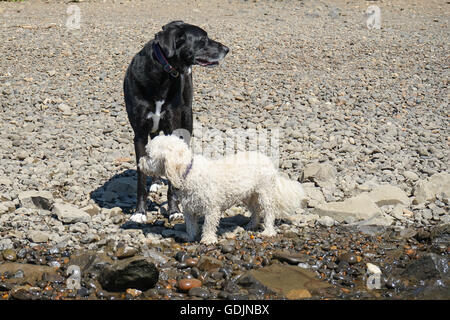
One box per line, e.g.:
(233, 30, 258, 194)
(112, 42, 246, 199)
(164, 152, 184, 189)
(138, 156, 151, 175)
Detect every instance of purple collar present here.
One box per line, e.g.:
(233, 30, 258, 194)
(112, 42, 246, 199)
(152, 42, 179, 78)
(182, 158, 194, 180)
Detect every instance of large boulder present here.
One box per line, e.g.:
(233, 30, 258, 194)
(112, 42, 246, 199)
(402, 253, 449, 281)
(0, 262, 60, 284)
(366, 185, 411, 207)
(413, 172, 450, 204)
(18, 191, 54, 210)
(237, 264, 330, 299)
(314, 193, 381, 222)
(52, 202, 91, 224)
(302, 163, 336, 188)
(98, 257, 159, 292)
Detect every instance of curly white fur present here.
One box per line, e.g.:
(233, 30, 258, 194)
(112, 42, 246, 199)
(139, 135, 306, 244)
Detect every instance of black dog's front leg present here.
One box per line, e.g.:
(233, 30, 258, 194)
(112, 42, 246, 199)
(134, 135, 149, 215)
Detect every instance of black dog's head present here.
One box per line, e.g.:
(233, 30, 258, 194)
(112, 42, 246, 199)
(155, 21, 229, 68)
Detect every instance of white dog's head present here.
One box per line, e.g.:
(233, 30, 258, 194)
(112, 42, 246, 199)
(138, 135, 192, 188)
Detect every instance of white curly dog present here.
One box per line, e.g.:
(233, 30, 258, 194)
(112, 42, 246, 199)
(139, 135, 305, 244)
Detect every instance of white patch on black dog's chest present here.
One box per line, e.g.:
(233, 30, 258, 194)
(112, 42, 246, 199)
(147, 100, 165, 133)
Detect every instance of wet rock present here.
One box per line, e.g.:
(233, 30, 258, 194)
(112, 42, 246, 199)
(18, 191, 54, 210)
(272, 250, 309, 265)
(188, 286, 210, 299)
(413, 172, 450, 204)
(143, 248, 169, 265)
(238, 264, 330, 298)
(338, 252, 359, 265)
(2, 249, 17, 261)
(52, 202, 91, 224)
(178, 278, 202, 291)
(402, 253, 449, 281)
(197, 256, 223, 271)
(115, 246, 137, 259)
(98, 257, 159, 291)
(285, 288, 312, 299)
(0, 263, 59, 284)
(10, 285, 42, 300)
(126, 288, 142, 297)
(314, 194, 381, 222)
(185, 258, 198, 267)
(221, 244, 235, 254)
(429, 224, 450, 247)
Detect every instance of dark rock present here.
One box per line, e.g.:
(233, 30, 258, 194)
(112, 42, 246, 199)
(0, 263, 59, 284)
(175, 251, 187, 263)
(188, 287, 210, 299)
(221, 244, 235, 254)
(98, 257, 159, 292)
(197, 256, 223, 271)
(238, 264, 330, 299)
(77, 287, 90, 297)
(338, 252, 359, 265)
(227, 293, 249, 300)
(222, 279, 240, 293)
(402, 253, 449, 281)
(272, 250, 309, 265)
(2, 249, 17, 262)
(430, 224, 450, 246)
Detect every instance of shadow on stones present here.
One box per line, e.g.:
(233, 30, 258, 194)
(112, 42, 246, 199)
(89, 169, 155, 214)
(90, 169, 251, 243)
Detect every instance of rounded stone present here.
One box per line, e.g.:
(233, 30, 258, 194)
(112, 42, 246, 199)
(178, 278, 202, 292)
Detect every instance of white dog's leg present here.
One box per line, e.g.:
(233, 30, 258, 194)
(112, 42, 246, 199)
(184, 211, 198, 241)
(200, 208, 221, 245)
(244, 194, 261, 230)
(258, 193, 277, 237)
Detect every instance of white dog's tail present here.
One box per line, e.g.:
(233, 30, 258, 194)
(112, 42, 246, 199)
(273, 175, 306, 217)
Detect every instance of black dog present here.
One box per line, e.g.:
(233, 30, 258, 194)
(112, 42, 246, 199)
(124, 21, 229, 223)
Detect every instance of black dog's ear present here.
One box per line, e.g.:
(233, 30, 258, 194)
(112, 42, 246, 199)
(155, 21, 185, 58)
(162, 20, 185, 31)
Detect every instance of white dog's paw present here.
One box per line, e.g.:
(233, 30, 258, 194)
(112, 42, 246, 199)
(129, 213, 147, 224)
(260, 229, 276, 237)
(169, 212, 184, 222)
(200, 235, 218, 245)
(149, 182, 162, 193)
